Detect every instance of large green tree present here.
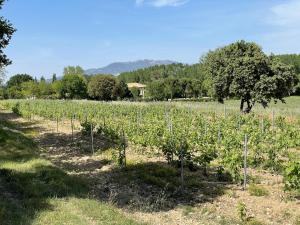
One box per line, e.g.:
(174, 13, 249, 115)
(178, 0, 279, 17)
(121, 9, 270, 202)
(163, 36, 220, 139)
(0, 0, 16, 69)
(60, 74, 87, 99)
(20, 81, 39, 98)
(87, 75, 118, 101)
(6, 74, 34, 98)
(147, 80, 165, 100)
(113, 80, 132, 99)
(203, 40, 298, 112)
(7, 74, 33, 88)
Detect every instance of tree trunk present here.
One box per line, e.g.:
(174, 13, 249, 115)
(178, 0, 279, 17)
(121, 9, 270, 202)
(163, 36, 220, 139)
(240, 98, 253, 114)
(243, 99, 252, 113)
(240, 99, 244, 112)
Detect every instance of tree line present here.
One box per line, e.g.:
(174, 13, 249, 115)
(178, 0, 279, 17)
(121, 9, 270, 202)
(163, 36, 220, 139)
(0, 67, 133, 100)
(119, 63, 213, 100)
(0, 65, 211, 101)
(118, 52, 300, 102)
(0, 35, 299, 111)
(276, 54, 300, 95)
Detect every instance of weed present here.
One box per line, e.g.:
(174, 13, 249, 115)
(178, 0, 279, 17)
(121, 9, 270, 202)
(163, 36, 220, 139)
(182, 205, 195, 216)
(237, 201, 247, 222)
(248, 184, 269, 196)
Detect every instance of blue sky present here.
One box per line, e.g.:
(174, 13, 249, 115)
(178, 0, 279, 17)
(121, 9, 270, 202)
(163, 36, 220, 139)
(2, 0, 300, 79)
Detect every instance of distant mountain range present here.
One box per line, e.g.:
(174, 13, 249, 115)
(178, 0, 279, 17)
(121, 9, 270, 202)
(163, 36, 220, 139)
(84, 59, 176, 75)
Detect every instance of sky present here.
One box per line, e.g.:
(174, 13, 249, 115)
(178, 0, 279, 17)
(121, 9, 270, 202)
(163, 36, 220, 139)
(1, 0, 300, 79)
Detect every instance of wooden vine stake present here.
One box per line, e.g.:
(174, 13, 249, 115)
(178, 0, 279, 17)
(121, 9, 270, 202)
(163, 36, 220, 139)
(123, 128, 126, 167)
(169, 118, 174, 162)
(91, 122, 94, 155)
(71, 114, 74, 143)
(119, 127, 127, 168)
(56, 115, 59, 133)
(272, 110, 275, 131)
(243, 134, 248, 190)
(180, 147, 184, 189)
(218, 126, 221, 144)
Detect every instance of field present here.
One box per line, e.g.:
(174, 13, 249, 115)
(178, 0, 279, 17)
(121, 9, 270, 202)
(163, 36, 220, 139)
(0, 97, 299, 225)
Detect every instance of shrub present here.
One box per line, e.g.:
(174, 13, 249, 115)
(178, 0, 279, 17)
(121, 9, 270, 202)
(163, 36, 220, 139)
(12, 102, 20, 115)
(237, 201, 247, 222)
(80, 120, 93, 135)
(284, 161, 300, 192)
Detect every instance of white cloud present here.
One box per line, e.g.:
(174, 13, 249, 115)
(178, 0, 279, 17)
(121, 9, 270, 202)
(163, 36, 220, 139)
(269, 0, 300, 26)
(136, 0, 188, 7)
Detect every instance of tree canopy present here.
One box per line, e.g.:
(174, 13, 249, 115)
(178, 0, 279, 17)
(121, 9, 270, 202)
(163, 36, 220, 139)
(87, 75, 131, 101)
(276, 54, 300, 75)
(0, 0, 16, 68)
(202, 40, 298, 112)
(118, 63, 211, 100)
(60, 73, 87, 99)
(277, 54, 300, 95)
(63, 66, 84, 76)
(7, 74, 34, 88)
(118, 63, 207, 84)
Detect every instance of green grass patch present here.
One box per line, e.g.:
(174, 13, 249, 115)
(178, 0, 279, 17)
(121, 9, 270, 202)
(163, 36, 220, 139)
(33, 198, 144, 225)
(248, 184, 269, 197)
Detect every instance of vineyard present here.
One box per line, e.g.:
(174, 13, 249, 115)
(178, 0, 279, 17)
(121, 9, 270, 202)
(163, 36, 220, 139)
(0, 98, 300, 224)
(1, 99, 299, 188)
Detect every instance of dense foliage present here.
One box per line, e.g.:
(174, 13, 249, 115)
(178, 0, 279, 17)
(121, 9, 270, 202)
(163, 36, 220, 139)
(1, 67, 133, 100)
(0, 0, 16, 68)
(202, 41, 298, 112)
(277, 54, 300, 74)
(147, 77, 206, 100)
(5, 74, 34, 98)
(88, 75, 131, 101)
(59, 74, 87, 99)
(277, 54, 300, 95)
(6, 74, 33, 88)
(118, 63, 205, 83)
(284, 161, 300, 192)
(118, 63, 212, 99)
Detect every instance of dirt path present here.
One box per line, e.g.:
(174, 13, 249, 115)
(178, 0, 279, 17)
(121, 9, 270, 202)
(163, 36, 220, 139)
(1, 110, 112, 170)
(1, 110, 299, 225)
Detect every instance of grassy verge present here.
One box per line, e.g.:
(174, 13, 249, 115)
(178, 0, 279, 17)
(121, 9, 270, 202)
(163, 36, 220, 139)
(0, 121, 143, 225)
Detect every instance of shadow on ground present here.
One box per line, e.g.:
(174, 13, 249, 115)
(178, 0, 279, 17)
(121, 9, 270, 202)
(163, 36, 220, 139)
(0, 111, 231, 225)
(32, 115, 231, 213)
(0, 118, 88, 225)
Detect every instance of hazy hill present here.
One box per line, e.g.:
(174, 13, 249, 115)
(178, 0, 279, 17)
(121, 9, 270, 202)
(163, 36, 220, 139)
(84, 59, 176, 75)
